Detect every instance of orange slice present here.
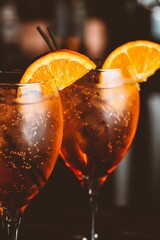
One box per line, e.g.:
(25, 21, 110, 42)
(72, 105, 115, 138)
(20, 49, 96, 90)
(102, 40, 160, 82)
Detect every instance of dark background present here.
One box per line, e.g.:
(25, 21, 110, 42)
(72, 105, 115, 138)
(1, 0, 160, 239)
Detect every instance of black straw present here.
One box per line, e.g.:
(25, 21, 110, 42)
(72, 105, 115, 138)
(36, 26, 55, 51)
(47, 26, 60, 50)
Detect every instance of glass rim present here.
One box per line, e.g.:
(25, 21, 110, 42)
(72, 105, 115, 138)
(73, 66, 140, 89)
(0, 70, 55, 86)
(91, 65, 135, 72)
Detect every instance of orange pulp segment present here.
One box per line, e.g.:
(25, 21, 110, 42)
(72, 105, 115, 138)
(20, 49, 96, 90)
(102, 40, 160, 82)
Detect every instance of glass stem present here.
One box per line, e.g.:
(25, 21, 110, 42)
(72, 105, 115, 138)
(89, 193, 97, 240)
(81, 177, 107, 240)
(1, 208, 23, 240)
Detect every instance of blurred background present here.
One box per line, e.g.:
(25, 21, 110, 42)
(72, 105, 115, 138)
(1, 0, 160, 239)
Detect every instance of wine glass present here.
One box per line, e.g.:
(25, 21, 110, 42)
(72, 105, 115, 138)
(0, 71, 63, 240)
(60, 67, 140, 240)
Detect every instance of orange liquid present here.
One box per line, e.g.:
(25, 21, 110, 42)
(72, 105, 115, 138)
(0, 95, 63, 209)
(60, 82, 139, 184)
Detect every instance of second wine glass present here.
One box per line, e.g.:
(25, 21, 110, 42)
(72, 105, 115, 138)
(60, 67, 140, 240)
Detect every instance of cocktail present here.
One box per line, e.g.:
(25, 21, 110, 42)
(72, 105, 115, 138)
(0, 71, 63, 240)
(60, 67, 140, 239)
(60, 40, 160, 239)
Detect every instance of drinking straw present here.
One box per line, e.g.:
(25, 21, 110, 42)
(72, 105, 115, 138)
(36, 26, 55, 51)
(47, 26, 60, 50)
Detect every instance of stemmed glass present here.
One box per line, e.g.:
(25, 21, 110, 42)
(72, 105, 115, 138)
(60, 67, 140, 240)
(0, 71, 63, 240)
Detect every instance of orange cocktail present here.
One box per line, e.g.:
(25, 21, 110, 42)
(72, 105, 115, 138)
(60, 69, 140, 184)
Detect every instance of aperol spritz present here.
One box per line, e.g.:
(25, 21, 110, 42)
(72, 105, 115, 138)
(0, 71, 63, 240)
(60, 68, 140, 239)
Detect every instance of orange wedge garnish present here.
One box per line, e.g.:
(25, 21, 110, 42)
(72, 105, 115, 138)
(102, 40, 160, 82)
(20, 49, 96, 90)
